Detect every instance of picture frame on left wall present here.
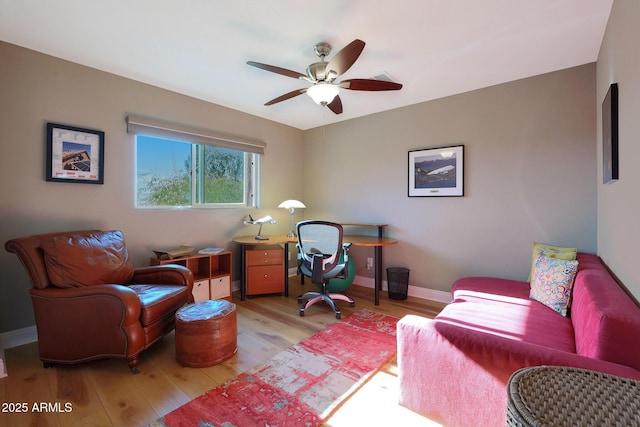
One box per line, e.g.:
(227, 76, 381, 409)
(602, 83, 619, 184)
(46, 122, 105, 184)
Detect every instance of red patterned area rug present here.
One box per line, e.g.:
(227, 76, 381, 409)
(152, 309, 398, 427)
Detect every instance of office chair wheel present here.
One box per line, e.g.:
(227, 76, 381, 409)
(335, 312, 341, 319)
(297, 296, 303, 304)
(299, 309, 305, 317)
(350, 302, 355, 307)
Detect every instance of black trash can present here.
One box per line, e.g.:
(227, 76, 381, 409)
(386, 267, 409, 300)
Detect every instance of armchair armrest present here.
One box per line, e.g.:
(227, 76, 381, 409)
(29, 285, 145, 361)
(132, 264, 194, 288)
(31, 284, 142, 318)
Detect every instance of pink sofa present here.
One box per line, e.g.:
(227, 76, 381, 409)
(397, 253, 640, 426)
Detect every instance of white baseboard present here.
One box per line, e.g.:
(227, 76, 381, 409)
(288, 270, 452, 304)
(352, 275, 452, 304)
(0, 325, 38, 378)
(0, 325, 38, 350)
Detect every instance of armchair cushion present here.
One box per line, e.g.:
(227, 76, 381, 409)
(130, 284, 189, 326)
(41, 230, 134, 288)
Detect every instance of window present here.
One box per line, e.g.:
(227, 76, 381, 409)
(136, 135, 191, 206)
(128, 115, 264, 208)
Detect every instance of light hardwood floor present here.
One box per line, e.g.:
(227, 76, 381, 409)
(0, 277, 446, 427)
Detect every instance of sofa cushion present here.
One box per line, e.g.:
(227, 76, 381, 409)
(444, 285, 576, 353)
(529, 255, 578, 316)
(454, 276, 531, 302)
(42, 230, 134, 288)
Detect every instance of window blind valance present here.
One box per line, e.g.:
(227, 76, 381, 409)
(126, 114, 266, 155)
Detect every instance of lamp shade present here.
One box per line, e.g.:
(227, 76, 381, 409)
(278, 199, 306, 209)
(306, 83, 339, 105)
(279, 200, 305, 238)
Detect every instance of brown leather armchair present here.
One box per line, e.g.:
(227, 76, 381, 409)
(5, 229, 194, 372)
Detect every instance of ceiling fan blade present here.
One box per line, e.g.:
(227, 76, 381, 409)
(264, 88, 307, 106)
(340, 78, 403, 91)
(247, 61, 306, 80)
(326, 39, 365, 76)
(327, 95, 343, 114)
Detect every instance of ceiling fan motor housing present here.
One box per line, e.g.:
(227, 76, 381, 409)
(307, 42, 337, 82)
(307, 62, 332, 82)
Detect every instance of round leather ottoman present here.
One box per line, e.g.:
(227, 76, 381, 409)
(175, 300, 237, 367)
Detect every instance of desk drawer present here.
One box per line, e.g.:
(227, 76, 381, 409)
(246, 248, 283, 266)
(247, 265, 284, 295)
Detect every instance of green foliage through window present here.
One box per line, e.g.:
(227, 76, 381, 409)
(136, 135, 257, 208)
(198, 146, 245, 204)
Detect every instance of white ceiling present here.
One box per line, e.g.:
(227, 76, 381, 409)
(1, 0, 613, 130)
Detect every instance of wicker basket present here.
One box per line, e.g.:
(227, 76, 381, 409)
(507, 366, 640, 427)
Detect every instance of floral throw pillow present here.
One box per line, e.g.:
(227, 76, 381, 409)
(528, 242, 577, 282)
(529, 254, 579, 316)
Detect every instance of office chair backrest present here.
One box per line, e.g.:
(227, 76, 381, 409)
(296, 220, 344, 275)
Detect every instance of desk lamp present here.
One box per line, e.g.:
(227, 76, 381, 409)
(278, 199, 306, 238)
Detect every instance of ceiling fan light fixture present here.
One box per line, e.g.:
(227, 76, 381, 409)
(307, 83, 339, 105)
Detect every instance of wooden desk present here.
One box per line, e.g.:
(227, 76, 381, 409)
(233, 224, 398, 305)
(232, 235, 296, 300)
(343, 235, 398, 305)
(341, 223, 387, 238)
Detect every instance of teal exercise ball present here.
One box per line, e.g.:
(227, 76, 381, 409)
(325, 258, 356, 293)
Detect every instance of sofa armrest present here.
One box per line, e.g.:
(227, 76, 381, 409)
(29, 285, 145, 362)
(397, 315, 640, 427)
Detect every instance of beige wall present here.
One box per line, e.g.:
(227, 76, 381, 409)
(0, 42, 304, 333)
(596, 0, 640, 301)
(0, 40, 606, 335)
(303, 64, 597, 293)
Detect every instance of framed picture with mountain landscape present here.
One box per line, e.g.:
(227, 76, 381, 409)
(408, 144, 464, 197)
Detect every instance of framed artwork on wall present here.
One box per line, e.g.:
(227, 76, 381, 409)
(408, 144, 464, 197)
(46, 122, 105, 184)
(602, 83, 619, 184)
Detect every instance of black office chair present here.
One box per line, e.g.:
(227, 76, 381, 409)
(296, 220, 354, 319)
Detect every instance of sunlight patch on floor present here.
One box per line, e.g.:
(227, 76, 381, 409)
(323, 368, 441, 427)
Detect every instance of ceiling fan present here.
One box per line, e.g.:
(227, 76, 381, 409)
(247, 39, 402, 114)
